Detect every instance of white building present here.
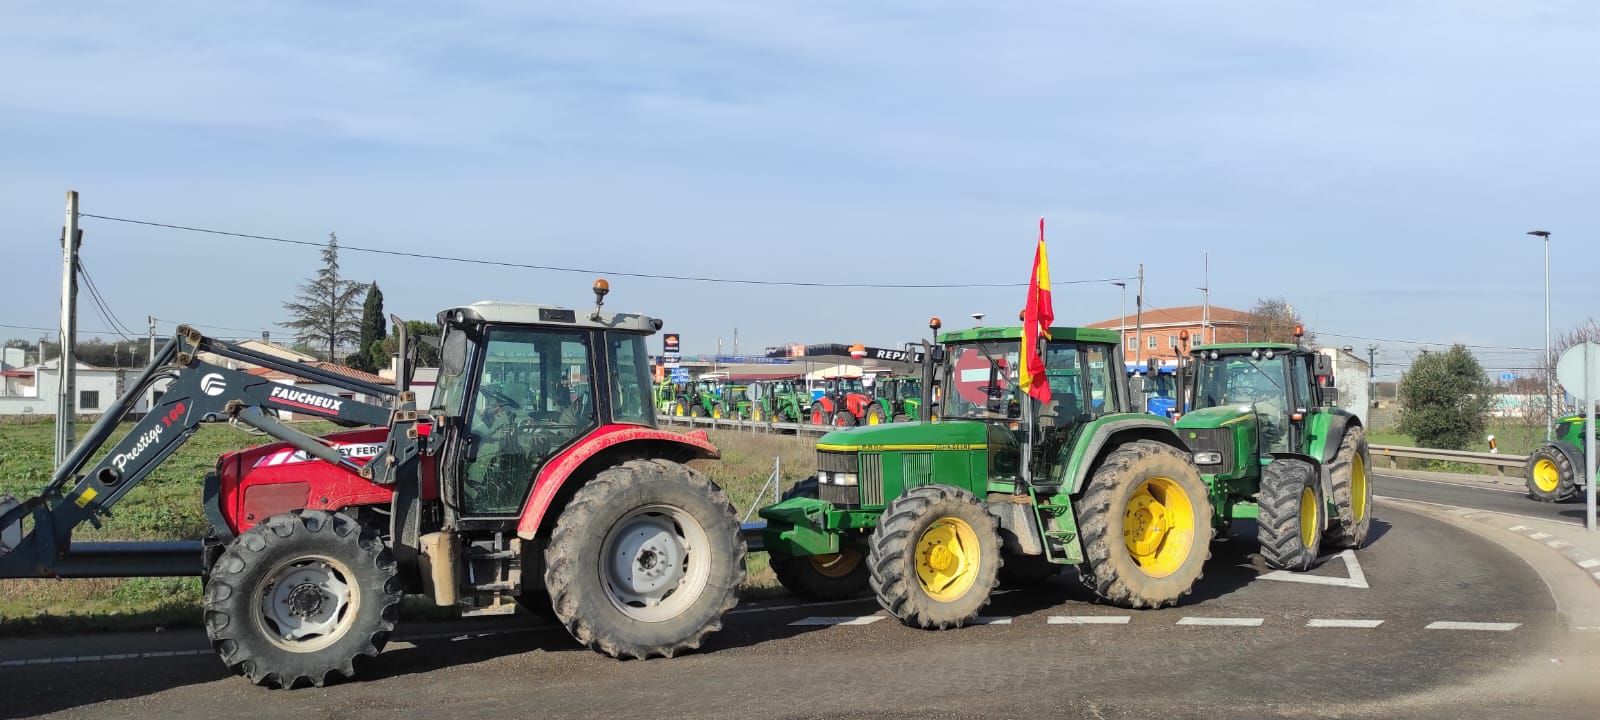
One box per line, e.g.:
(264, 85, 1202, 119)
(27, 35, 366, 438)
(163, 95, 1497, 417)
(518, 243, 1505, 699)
(0, 359, 145, 418)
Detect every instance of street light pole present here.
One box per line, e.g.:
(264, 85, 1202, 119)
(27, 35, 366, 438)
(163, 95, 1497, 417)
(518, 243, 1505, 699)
(1528, 230, 1552, 441)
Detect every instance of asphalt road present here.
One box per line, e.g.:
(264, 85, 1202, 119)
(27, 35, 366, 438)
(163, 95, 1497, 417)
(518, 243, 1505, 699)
(3, 501, 1594, 720)
(1375, 473, 1591, 526)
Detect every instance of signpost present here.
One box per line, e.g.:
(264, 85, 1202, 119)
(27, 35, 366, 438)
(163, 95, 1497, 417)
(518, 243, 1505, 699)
(670, 368, 690, 384)
(662, 334, 681, 369)
(1556, 342, 1600, 531)
(1499, 371, 1516, 384)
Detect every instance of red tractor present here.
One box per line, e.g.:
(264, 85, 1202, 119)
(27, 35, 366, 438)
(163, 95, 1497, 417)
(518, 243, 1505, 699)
(0, 282, 746, 688)
(808, 377, 874, 427)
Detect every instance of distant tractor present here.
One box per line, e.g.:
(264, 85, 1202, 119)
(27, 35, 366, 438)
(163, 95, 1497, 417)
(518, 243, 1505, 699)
(1126, 362, 1178, 418)
(748, 379, 809, 423)
(810, 377, 873, 427)
(762, 320, 1215, 627)
(868, 375, 923, 424)
(1175, 331, 1372, 571)
(0, 282, 746, 688)
(656, 379, 689, 417)
(1526, 415, 1592, 503)
(685, 379, 727, 419)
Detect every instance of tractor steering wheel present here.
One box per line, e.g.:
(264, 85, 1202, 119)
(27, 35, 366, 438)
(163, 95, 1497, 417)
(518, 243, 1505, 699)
(480, 385, 521, 409)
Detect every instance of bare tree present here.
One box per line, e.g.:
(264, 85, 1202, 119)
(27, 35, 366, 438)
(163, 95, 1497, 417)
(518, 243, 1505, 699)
(281, 232, 366, 361)
(1244, 297, 1314, 344)
(1532, 317, 1600, 423)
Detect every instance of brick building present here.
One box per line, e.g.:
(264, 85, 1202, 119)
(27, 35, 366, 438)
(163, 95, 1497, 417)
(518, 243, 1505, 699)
(1086, 305, 1254, 364)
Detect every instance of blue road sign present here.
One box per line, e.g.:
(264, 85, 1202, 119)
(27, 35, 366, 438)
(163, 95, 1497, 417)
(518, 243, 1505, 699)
(670, 368, 691, 383)
(1500, 371, 1516, 383)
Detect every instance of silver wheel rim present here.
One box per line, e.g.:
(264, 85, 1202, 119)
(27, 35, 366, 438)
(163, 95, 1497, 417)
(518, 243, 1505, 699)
(600, 504, 711, 622)
(252, 554, 359, 653)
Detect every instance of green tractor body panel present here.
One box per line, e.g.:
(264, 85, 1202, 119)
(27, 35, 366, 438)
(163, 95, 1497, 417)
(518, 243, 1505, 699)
(1555, 415, 1590, 452)
(1050, 414, 1187, 491)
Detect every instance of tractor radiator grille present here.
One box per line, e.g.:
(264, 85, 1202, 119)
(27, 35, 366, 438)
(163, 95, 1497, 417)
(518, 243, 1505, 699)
(858, 453, 884, 507)
(1182, 427, 1234, 471)
(819, 483, 859, 507)
(817, 450, 858, 474)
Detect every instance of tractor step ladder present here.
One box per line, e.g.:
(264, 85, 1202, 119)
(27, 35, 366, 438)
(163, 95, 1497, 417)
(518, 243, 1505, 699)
(460, 531, 521, 617)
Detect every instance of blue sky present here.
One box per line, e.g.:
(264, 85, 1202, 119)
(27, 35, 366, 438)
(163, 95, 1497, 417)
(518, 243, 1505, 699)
(1, 2, 1596, 378)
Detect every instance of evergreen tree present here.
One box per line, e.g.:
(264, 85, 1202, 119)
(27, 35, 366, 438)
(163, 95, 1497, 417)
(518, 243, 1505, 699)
(1398, 345, 1493, 450)
(281, 232, 366, 361)
(347, 282, 387, 371)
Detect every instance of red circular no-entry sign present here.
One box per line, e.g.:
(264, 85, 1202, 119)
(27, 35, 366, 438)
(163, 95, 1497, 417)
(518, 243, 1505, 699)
(952, 347, 1007, 405)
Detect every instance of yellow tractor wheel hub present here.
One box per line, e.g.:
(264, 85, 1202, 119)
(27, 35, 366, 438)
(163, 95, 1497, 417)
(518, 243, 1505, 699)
(868, 412, 880, 425)
(1299, 486, 1319, 548)
(914, 517, 980, 601)
(1121, 476, 1195, 578)
(1533, 458, 1561, 493)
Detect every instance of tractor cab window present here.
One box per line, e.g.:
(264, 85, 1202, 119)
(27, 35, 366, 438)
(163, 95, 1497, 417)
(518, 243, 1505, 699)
(608, 333, 654, 426)
(1193, 354, 1290, 453)
(432, 327, 476, 418)
(1084, 346, 1116, 416)
(1042, 344, 1086, 420)
(462, 328, 597, 516)
(943, 342, 1023, 420)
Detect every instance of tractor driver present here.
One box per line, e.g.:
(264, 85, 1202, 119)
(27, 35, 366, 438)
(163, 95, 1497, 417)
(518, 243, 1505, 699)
(467, 380, 534, 513)
(1231, 365, 1288, 452)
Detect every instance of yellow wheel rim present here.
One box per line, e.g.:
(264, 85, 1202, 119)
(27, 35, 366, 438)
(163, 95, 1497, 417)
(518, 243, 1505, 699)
(914, 517, 981, 601)
(1351, 452, 1368, 521)
(809, 547, 862, 578)
(674, 405, 685, 417)
(868, 412, 881, 425)
(1122, 476, 1196, 578)
(713, 406, 723, 419)
(1299, 486, 1319, 549)
(1533, 458, 1560, 493)
(752, 406, 763, 422)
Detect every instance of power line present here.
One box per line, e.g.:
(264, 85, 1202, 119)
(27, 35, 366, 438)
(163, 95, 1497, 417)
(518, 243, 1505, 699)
(81, 213, 1135, 290)
(76, 260, 139, 341)
(1312, 330, 1542, 352)
(151, 316, 269, 334)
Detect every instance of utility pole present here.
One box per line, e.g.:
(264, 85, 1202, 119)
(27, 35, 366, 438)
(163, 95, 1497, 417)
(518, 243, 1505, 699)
(147, 315, 157, 364)
(1367, 345, 1378, 406)
(56, 190, 81, 465)
(1112, 281, 1127, 362)
(1201, 252, 1211, 344)
(1134, 264, 1145, 364)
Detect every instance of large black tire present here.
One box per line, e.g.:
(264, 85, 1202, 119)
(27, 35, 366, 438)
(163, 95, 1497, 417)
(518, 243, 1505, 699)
(865, 404, 888, 426)
(1525, 445, 1581, 503)
(809, 404, 829, 426)
(769, 478, 870, 600)
(543, 459, 745, 659)
(1326, 426, 1374, 548)
(868, 485, 1001, 629)
(997, 552, 1060, 588)
(1258, 458, 1323, 571)
(689, 403, 706, 418)
(670, 401, 688, 418)
(1076, 440, 1212, 609)
(203, 510, 401, 689)
(832, 410, 858, 428)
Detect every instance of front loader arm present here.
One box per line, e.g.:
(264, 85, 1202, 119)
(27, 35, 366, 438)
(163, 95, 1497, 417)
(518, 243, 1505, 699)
(0, 326, 419, 578)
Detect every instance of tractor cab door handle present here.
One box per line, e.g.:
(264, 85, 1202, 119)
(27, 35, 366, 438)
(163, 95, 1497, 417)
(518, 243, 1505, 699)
(464, 433, 481, 463)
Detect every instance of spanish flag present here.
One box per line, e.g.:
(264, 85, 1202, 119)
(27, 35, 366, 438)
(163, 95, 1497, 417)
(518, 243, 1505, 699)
(1019, 217, 1054, 403)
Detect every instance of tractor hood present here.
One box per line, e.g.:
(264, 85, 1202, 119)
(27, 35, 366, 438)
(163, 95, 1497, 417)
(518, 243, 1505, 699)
(1175, 405, 1256, 430)
(815, 420, 988, 451)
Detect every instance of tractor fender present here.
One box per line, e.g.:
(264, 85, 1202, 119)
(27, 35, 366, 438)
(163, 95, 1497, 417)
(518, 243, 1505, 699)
(815, 397, 836, 414)
(1064, 417, 1189, 494)
(515, 424, 720, 539)
(1315, 411, 1361, 466)
(1267, 450, 1331, 530)
(847, 394, 871, 417)
(1540, 440, 1586, 473)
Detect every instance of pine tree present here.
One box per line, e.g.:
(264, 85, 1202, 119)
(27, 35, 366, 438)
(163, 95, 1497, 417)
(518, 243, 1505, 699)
(347, 282, 387, 372)
(281, 232, 366, 362)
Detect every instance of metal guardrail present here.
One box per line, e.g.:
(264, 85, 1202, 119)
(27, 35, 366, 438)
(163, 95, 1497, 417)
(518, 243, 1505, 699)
(658, 414, 833, 437)
(1368, 444, 1527, 477)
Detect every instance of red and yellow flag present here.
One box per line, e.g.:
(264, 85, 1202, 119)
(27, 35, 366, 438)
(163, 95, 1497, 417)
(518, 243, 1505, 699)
(1019, 217, 1054, 403)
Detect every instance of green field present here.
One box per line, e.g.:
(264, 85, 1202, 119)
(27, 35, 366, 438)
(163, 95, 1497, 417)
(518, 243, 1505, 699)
(0, 421, 811, 634)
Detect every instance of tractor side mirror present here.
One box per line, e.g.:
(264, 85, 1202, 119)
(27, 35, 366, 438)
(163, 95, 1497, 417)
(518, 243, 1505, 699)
(1314, 353, 1333, 378)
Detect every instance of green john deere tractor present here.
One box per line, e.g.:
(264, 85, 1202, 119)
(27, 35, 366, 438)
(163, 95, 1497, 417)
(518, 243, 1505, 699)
(1526, 415, 1592, 502)
(761, 321, 1214, 628)
(745, 379, 809, 423)
(684, 379, 727, 419)
(655, 379, 689, 417)
(1175, 341, 1372, 571)
(863, 375, 923, 425)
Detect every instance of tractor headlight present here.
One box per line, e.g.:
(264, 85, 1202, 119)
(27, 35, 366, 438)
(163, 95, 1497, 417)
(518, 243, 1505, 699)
(1193, 451, 1223, 465)
(833, 472, 858, 487)
(818, 471, 833, 485)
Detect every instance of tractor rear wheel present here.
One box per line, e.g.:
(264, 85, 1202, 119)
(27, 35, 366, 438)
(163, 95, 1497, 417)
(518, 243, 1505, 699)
(809, 404, 828, 425)
(892, 414, 912, 423)
(769, 478, 870, 600)
(868, 485, 1001, 629)
(543, 459, 745, 659)
(1326, 426, 1373, 548)
(689, 404, 706, 418)
(750, 404, 764, 423)
(1525, 446, 1580, 502)
(203, 510, 401, 689)
(865, 404, 887, 426)
(832, 410, 858, 428)
(1258, 458, 1323, 571)
(671, 401, 688, 417)
(1077, 440, 1212, 609)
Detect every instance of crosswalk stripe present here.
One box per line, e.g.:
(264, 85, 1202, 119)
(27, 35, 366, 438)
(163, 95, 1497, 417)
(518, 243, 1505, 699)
(1048, 615, 1132, 625)
(1528, 532, 1552, 540)
(1307, 619, 1384, 628)
(1425, 621, 1520, 631)
(1177, 617, 1263, 627)
(789, 616, 885, 627)
(1576, 558, 1600, 569)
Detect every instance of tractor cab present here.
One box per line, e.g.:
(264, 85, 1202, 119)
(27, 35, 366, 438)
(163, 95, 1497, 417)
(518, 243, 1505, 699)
(933, 326, 1124, 484)
(430, 300, 660, 518)
(1181, 343, 1329, 456)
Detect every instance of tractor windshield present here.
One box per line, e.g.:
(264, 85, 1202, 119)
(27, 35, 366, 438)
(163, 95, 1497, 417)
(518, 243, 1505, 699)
(1192, 354, 1290, 452)
(940, 341, 1108, 422)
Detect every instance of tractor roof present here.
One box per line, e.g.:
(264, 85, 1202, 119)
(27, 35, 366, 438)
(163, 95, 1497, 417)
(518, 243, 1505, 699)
(939, 326, 1120, 344)
(441, 301, 661, 335)
(1191, 342, 1300, 353)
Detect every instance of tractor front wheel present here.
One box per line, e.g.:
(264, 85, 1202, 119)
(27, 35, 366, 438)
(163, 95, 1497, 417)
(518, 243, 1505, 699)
(868, 485, 1001, 629)
(203, 510, 401, 689)
(1258, 458, 1323, 571)
(689, 404, 706, 418)
(1525, 446, 1581, 503)
(1076, 440, 1212, 609)
(769, 478, 870, 600)
(832, 411, 858, 428)
(809, 404, 828, 425)
(865, 405, 887, 426)
(543, 459, 745, 659)
(1326, 426, 1374, 548)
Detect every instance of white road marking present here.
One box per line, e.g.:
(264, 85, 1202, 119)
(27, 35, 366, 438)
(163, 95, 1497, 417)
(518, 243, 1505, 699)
(971, 617, 1012, 625)
(1576, 558, 1600, 569)
(789, 615, 885, 627)
(1528, 532, 1552, 540)
(1547, 540, 1571, 549)
(1259, 549, 1369, 588)
(1307, 619, 1384, 628)
(1508, 525, 1531, 532)
(1177, 617, 1264, 627)
(1425, 621, 1521, 631)
(1048, 615, 1132, 625)
(1593, 571, 1600, 581)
